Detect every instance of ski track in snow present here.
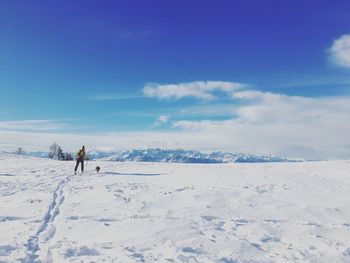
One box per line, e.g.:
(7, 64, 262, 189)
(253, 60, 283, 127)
(24, 174, 72, 262)
(1, 154, 350, 262)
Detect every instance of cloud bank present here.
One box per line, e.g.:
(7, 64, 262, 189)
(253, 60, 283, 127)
(173, 94, 350, 159)
(143, 80, 350, 159)
(2, 77, 350, 159)
(0, 120, 68, 131)
(143, 81, 247, 100)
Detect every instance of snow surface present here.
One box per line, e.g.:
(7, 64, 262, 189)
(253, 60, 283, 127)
(1, 153, 350, 262)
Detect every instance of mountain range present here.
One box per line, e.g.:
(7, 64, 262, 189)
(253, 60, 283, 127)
(21, 149, 302, 163)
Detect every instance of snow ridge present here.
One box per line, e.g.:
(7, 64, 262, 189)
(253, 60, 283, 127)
(24, 175, 71, 262)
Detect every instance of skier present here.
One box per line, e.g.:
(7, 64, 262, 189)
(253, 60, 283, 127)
(74, 145, 86, 175)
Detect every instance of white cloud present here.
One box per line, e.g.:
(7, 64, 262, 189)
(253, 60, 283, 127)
(153, 115, 170, 127)
(173, 120, 222, 130)
(157, 115, 170, 123)
(143, 81, 247, 100)
(232, 90, 283, 102)
(0, 120, 68, 131)
(329, 34, 350, 68)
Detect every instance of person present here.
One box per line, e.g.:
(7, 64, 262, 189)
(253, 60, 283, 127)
(74, 145, 86, 175)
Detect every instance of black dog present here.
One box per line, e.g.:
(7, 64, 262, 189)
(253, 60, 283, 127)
(95, 166, 100, 173)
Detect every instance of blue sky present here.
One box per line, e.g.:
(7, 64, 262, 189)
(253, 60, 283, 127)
(1, 1, 350, 158)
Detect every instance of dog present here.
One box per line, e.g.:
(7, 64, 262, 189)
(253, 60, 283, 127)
(95, 166, 101, 173)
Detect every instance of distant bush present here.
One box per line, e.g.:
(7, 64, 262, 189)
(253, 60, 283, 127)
(64, 152, 74, 161)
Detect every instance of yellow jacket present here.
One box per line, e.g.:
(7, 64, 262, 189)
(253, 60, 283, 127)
(77, 149, 86, 159)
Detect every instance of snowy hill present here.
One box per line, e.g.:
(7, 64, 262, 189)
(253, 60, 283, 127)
(22, 149, 300, 163)
(0, 153, 349, 262)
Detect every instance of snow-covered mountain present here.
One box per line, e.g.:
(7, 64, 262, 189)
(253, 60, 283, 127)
(89, 149, 300, 163)
(21, 148, 301, 163)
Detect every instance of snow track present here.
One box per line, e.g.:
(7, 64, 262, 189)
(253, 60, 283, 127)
(24, 174, 72, 263)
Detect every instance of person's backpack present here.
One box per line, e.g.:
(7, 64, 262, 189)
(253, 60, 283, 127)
(77, 150, 84, 158)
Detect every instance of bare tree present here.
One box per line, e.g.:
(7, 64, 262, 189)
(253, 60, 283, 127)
(16, 147, 24, 155)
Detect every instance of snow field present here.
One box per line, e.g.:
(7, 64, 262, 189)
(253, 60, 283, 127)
(1, 154, 350, 262)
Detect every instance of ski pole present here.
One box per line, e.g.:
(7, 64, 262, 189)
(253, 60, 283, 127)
(85, 157, 88, 173)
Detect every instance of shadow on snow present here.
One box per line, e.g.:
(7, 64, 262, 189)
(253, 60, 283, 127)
(103, 171, 162, 176)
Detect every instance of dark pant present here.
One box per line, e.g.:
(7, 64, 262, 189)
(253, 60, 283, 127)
(74, 158, 84, 172)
